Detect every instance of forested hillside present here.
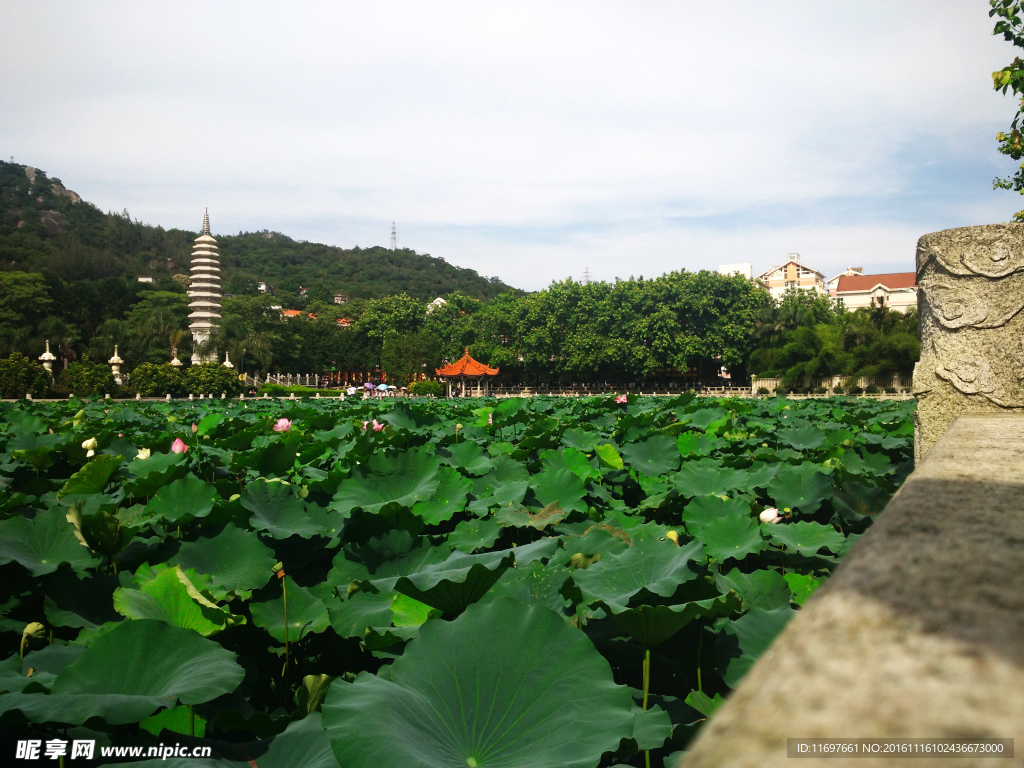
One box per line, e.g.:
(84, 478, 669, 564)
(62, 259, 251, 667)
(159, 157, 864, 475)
(0, 160, 515, 303)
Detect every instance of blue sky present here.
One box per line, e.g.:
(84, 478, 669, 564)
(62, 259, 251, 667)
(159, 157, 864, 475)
(1, 1, 1020, 290)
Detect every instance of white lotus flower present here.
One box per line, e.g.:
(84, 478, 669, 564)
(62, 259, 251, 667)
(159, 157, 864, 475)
(136, 448, 151, 460)
(81, 437, 98, 458)
(759, 507, 781, 524)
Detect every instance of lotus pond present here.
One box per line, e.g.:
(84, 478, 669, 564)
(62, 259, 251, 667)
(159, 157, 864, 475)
(0, 394, 915, 767)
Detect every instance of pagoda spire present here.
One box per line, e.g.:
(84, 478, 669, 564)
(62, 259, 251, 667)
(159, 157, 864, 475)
(202, 208, 210, 235)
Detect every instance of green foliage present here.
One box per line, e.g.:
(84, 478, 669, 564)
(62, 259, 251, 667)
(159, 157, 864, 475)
(0, 352, 52, 398)
(181, 362, 244, 396)
(0, 394, 913, 763)
(408, 379, 444, 397)
(990, 0, 1024, 218)
(381, 330, 441, 386)
(128, 362, 185, 397)
(58, 358, 116, 396)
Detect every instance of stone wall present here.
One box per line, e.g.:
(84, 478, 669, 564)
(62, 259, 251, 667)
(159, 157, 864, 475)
(913, 223, 1024, 459)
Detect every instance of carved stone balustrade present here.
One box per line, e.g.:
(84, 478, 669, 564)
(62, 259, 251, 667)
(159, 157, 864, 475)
(913, 223, 1024, 458)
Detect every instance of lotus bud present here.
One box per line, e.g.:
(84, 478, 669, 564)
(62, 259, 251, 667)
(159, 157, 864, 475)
(191, 423, 198, 434)
(759, 507, 781, 524)
(81, 437, 98, 457)
(170, 437, 188, 454)
(665, 530, 680, 545)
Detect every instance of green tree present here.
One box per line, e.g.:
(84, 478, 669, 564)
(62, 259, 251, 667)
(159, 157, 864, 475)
(182, 362, 244, 396)
(990, 0, 1024, 219)
(381, 330, 442, 385)
(0, 352, 52, 398)
(58, 358, 116, 396)
(128, 362, 185, 397)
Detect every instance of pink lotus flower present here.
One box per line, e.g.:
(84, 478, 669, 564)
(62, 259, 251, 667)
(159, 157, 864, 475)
(272, 418, 292, 433)
(488, 413, 493, 425)
(759, 507, 781, 524)
(171, 438, 189, 454)
(615, 394, 627, 404)
(372, 419, 385, 431)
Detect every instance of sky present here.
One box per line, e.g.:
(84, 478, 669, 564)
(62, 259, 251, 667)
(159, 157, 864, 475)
(1, 1, 1020, 291)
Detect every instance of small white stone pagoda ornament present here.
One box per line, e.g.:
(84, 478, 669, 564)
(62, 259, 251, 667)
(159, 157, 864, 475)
(38, 340, 56, 378)
(223, 352, 234, 369)
(188, 209, 222, 364)
(170, 355, 183, 368)
(108, 345, 124, 386)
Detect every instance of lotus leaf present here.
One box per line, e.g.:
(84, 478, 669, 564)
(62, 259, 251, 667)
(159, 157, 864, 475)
(573, 532, 705, 610)
(412, 466, 471, 524)
(0, 506, 101, 576)
(0, 620, 244, 725)
(243, 480, 338, 539)
(447, 517, 502, 553)
(716, 605, 796, 687)
(767, 462, 834, 515)
(57, 454, 122, 499)
(369, 549, 515, 615)
(113, 565, 240, 636)
(250, 576, 331, 643)
(332, 450, 440, 515)
(714, 568, 791, 610)
(530, 468, 587, 513)
(172, 523, 276, 597)
(143, 474, 218, 523)
(620, 435, 680, 476)
(767, 521, 846, 556)
(322, 597, 663, 768)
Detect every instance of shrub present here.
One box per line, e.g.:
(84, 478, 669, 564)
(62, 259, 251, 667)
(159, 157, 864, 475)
(756, 387, 770, 394)
(815, 387, 828, 395)
(832, 386, 844, 395)
(884, 386, 897, 394)
(129, 363, 185, 397)
(408, 379, 444, 397)
(865, 384, 880, 394)
(0, 352, 52, 398)
(849, 386, 864, 395)
(182, 363, 244, 397)
(58, 359, 115, 396)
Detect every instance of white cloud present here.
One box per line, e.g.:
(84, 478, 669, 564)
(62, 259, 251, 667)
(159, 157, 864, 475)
(1, 1, 1019, 291)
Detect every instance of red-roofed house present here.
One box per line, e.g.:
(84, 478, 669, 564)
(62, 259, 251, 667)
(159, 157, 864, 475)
(834, 271, 918, 313)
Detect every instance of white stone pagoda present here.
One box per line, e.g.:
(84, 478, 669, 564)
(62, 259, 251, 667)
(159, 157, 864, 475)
(188, 210, 223, 363)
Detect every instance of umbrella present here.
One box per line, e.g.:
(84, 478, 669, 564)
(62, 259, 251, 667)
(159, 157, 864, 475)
(363, 382, 375, 390)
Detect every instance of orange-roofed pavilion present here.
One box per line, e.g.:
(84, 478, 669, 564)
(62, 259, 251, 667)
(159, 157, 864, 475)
(435, 348, 499, 397)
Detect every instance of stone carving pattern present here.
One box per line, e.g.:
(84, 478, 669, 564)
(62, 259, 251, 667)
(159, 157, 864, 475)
(914, 224, 1024, 457)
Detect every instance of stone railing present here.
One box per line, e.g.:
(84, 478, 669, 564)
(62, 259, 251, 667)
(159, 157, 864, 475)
(751, 374, 913, 394)
(913, 224, 1024, 458)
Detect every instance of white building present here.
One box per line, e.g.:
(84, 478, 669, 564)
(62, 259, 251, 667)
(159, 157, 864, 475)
(755, 253, 826, 300)
(834, 271, 918, 313)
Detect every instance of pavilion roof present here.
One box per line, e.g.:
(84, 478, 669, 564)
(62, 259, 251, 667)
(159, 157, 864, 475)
(436, 348, 499, 378)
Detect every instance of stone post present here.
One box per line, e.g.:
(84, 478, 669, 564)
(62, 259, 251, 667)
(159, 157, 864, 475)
(108, 346, 124, 387)
(913, 224, 1024, 459)
(38, 340, 56, 379)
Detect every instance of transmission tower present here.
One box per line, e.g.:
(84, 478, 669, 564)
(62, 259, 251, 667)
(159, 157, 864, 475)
(582, 267, 592, 285)
(390, 222, 397, 251)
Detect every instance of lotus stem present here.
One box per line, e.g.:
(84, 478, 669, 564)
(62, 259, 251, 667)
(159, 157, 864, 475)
(282, 576, 290, 681)
(643, 647, 651, 768)
(697, 629, 704, 693)
(189, 704, 195, 737)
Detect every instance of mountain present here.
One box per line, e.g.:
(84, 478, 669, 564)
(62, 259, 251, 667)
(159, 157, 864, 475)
(0, 160, 518, 302)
